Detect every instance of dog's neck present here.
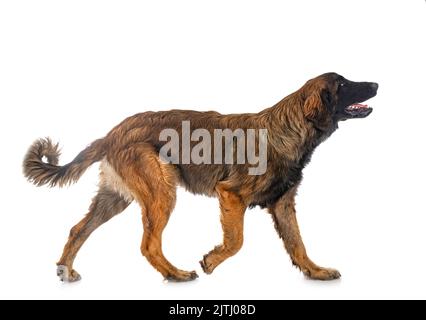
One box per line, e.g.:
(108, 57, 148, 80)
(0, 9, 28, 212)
(260, 93, 324, 164)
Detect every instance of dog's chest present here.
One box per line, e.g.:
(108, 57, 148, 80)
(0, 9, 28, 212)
(249, 149, 315, 208)
(249, 165, 303, 209)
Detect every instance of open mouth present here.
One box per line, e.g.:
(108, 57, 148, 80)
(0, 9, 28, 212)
(344, 103, 373, 118)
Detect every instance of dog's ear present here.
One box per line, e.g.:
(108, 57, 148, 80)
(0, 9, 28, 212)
(303, 87, 337, 133)
(303, 89, 325, 120)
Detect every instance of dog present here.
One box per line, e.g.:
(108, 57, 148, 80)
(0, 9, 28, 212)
(23, 72, 378, 282)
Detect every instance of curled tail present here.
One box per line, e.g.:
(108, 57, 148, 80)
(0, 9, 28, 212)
(23, 137, 106, 187)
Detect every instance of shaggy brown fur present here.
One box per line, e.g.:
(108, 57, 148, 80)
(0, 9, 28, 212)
(23, 72, 378, 282)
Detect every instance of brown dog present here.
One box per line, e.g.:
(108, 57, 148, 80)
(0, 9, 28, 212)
(23, 72, 378, 282)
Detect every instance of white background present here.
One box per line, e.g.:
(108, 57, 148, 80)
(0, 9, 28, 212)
(0, 0, 425, 300)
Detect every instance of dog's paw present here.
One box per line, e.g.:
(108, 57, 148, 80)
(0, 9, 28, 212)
(165, 270, 198, 282)
(56, 265, 82, 282)
(200, 255, 215, 274)
(303, 267, 341, 281)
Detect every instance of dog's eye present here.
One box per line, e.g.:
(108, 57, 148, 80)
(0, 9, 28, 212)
(339, 83, 345, 87)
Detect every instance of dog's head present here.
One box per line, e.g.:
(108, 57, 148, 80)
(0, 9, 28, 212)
(302, 72, 378, 130)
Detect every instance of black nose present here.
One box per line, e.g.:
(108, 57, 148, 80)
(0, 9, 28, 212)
(370, 82, 379, 91)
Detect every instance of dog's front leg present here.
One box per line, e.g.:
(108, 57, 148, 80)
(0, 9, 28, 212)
(269, 186, 341, 280)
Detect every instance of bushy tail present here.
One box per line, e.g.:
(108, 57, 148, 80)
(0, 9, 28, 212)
(23, 137, 106, 187)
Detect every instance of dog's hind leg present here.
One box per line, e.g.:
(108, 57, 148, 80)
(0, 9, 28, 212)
(269, 186, 341, 280)
(200, 183, 246, 274)
(115, 144, 198, 282)
(56, 187, 131, 282)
